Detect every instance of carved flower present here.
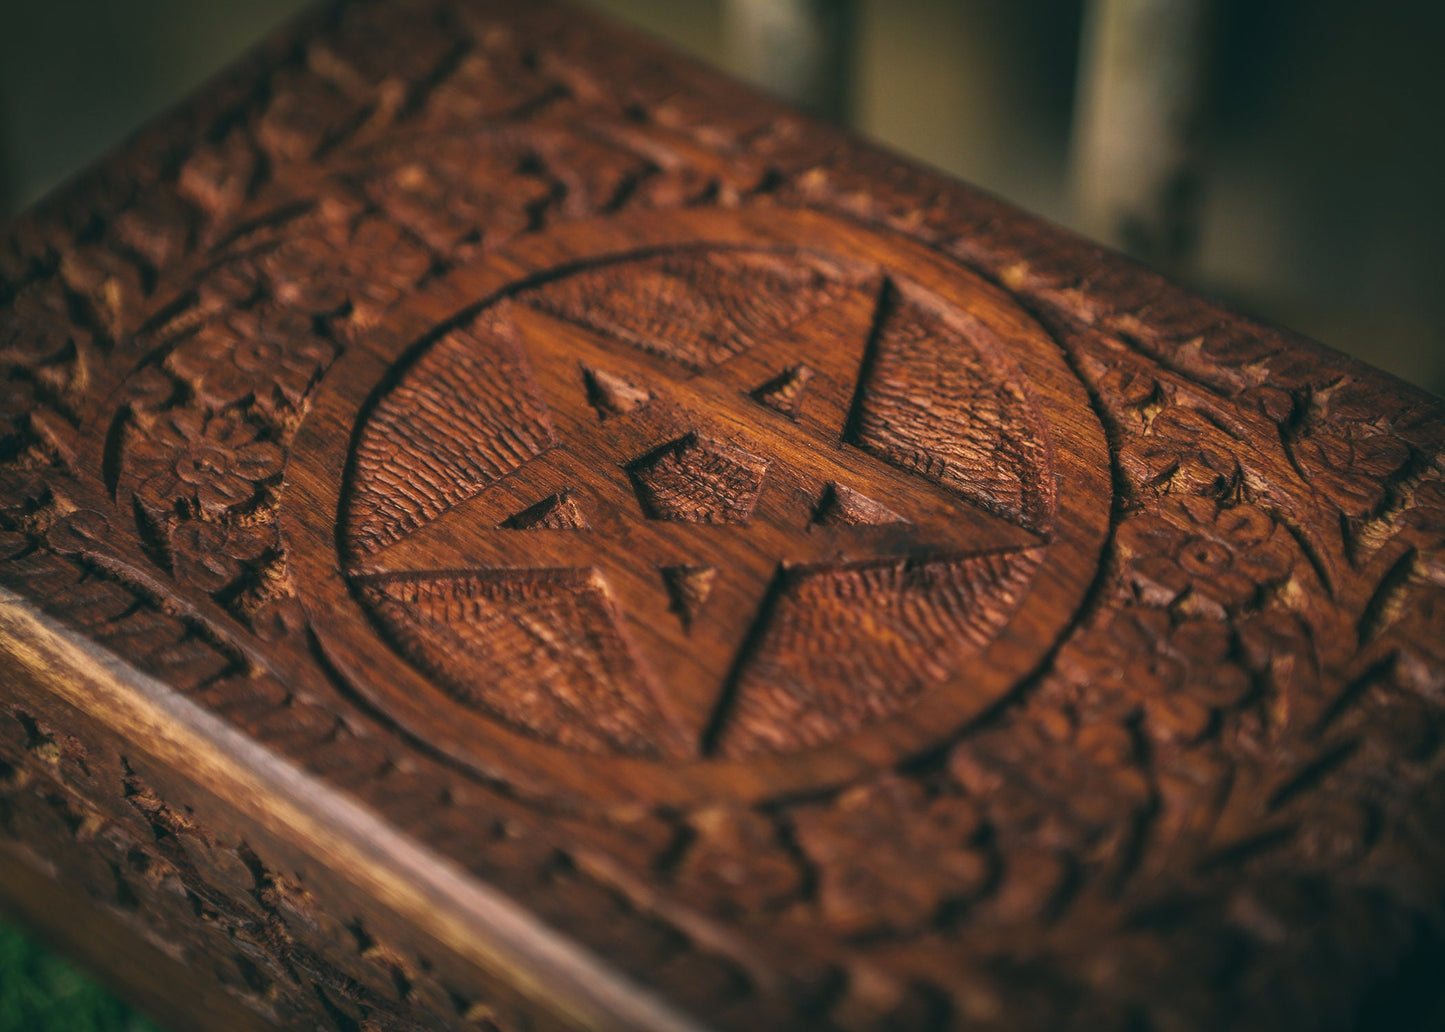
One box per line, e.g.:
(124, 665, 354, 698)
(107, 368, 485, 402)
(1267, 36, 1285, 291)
(168, 306, 335, 413)
(46, 509, 111, 557)
(0, 280, 90, 368)
(1117, 496, 1292, 615)
(169, 519, 273, 593)
(249, 595, 309, 643)
(792, 776, 987, 936)
(1094, 361, 1161, 412)
(338, 217, 433, 316)
(195, 258, 265, 314)
(167, 329, 253, 410)
(261, 216, 431, 319)
(673, 806, 803, 916)
(1290, 427, 1411, 520)
(261, 235, 351, 315)
(1238, 384, 1297, 425)
(1118, 406, 1241, 498)
(1058, 604, 1248, 745)
(362, 143, 548, 255)
(129, 411, 282, 517)
(120, 365, 177, 413)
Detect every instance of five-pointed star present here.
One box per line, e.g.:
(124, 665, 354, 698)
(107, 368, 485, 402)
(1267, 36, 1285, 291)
(351, 275, 1044, 754)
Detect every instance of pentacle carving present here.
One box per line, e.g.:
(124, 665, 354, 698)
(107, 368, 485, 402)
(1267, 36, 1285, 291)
(283, 209, 1111, 804)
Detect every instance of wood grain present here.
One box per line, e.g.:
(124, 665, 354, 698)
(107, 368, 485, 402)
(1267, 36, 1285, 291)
(1, 1, 1443, 1029)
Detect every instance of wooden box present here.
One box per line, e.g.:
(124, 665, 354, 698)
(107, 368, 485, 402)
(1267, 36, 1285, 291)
(2, 2, 1444, 1029)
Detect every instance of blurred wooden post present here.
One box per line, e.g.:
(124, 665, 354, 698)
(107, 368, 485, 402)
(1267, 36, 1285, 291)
(724, 0, 854, 123)
(1071, 0, 1214, 267)
(0, 89, 13, 223)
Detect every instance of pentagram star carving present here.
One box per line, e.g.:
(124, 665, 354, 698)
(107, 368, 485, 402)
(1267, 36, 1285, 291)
(284, 208, 1110, 801)
(349, 272, 1046, 759)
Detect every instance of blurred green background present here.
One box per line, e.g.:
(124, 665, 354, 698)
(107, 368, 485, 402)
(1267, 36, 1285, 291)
(0, 0, 1441, 1027)
(0, 921, 156, 1032)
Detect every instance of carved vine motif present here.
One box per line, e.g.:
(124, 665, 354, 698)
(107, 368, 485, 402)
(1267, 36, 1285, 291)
(1, 1, 1444, 1030)
(0, 702, 528, 1031)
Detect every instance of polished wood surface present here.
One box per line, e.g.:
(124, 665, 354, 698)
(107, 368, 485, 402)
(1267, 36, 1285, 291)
(1, 1, 1443, 1029)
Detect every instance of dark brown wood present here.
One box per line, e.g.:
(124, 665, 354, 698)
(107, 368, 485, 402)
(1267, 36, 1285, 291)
(1, 2, 1443, 1030)
(0, 846, 275, 1032)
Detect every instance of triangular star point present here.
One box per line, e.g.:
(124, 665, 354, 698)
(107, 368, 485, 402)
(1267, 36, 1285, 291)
(812, 482, 908, 527)
(499, 491, 590, 530)
(582, 365, 651, 418)
(660, 565, 719, 629)
(750, 363, 816, 420)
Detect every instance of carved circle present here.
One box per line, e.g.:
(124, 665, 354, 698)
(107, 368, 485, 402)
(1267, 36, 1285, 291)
(282, 208, 1110, 805)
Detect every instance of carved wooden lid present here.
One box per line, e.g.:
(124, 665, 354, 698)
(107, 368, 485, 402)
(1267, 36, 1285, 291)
(1, 2, 1444, 1030)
